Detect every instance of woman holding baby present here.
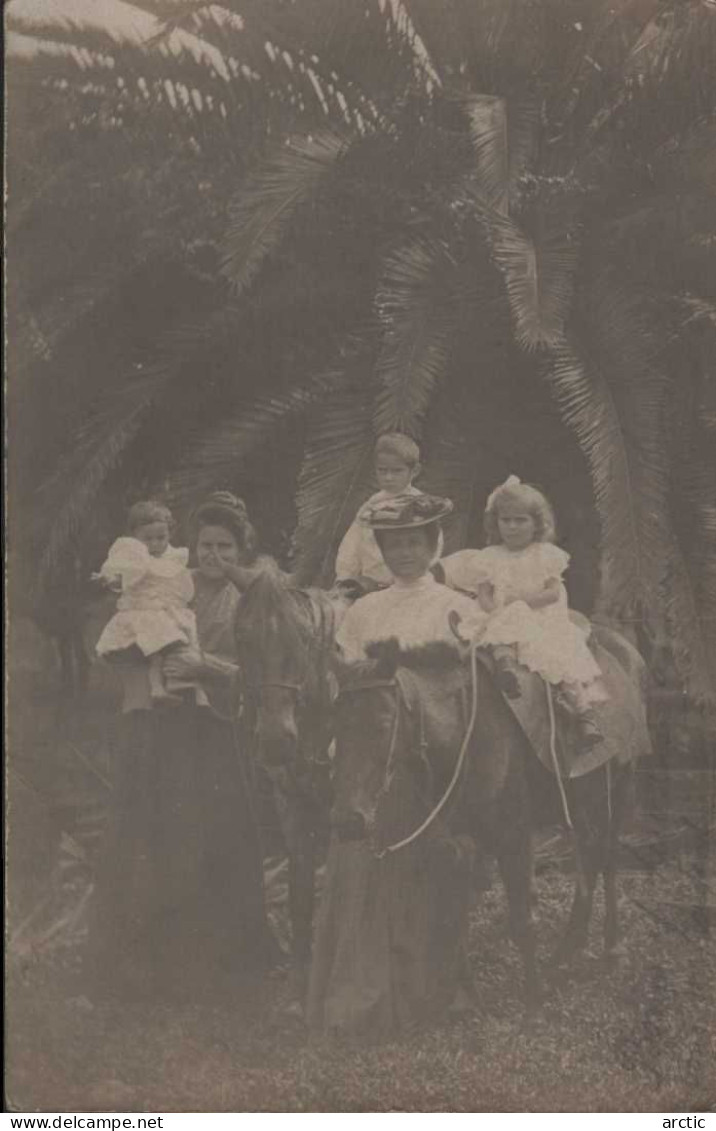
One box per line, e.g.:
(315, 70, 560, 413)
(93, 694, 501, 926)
(86, 492, 276, 1004)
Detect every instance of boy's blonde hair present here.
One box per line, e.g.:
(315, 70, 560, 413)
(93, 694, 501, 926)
(127, 499, 173, 533)
(484, 478, 556, 545)
(374, 432, 420, 467)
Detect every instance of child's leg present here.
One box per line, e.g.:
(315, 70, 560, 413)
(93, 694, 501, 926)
(557, 679, 603, 751)
(492, 644, 522, 699)
(148, 650, 181, 704)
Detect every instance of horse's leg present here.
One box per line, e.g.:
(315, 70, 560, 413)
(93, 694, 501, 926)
(604, 763, 630, 966)
(275, 781, 315, 1007)
(549, 774, 603, 968)
(56, 632, 75, 697)
(549, 865, 598, 969)
(496, 828, 539, 1005)
(287, 819, 315, 1003)
(73, 629, 90, 699)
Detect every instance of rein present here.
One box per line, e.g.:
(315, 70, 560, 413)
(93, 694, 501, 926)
(344, 645, 481, 858)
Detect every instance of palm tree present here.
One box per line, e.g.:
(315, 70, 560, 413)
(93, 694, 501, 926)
(8, 0, 716, 700)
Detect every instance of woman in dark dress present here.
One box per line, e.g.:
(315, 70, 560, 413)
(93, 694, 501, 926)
(87, 493, 275, 1003)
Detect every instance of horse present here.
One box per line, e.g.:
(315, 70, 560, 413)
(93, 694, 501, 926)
(232, 568, 343, 999)
(326, 635, 644, 1012)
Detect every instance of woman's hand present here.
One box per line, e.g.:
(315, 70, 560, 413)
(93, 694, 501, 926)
(503, 587, 536, 606)
(162, 646, 206, 683)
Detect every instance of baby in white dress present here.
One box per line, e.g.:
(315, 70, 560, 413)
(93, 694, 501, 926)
(95, 500, 198, 703)
(443, 477, 607, 751)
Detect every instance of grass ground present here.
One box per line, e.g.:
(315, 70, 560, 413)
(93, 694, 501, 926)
(6, 645, 716, 1113)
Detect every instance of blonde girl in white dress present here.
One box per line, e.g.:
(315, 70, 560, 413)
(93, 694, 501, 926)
(95, 500, 198, 703)
(444, 476, 607, 751)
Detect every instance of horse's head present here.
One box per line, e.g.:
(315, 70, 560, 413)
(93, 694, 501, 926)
(331, 640, 465, 844)
(233, 569, 333, 767)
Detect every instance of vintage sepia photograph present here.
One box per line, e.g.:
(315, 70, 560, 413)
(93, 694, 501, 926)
(5, 0, 716, 1115)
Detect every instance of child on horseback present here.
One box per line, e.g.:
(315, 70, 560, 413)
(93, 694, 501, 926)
(335, 432, 442, 591)
(446, 476, 607, 751)
(95, 500, 198, 704)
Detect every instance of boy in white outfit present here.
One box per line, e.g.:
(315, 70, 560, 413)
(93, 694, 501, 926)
(335, 432, 442, 590)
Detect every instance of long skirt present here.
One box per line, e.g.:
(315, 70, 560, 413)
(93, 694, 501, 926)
(86, 703, 272, 1003)
(307, 835, 471, 1040)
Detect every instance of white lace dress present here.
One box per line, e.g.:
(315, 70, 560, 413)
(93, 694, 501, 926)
(96, 537, 198, 658)
(444, 543, 605, 701)
(335, 573, 485, 663)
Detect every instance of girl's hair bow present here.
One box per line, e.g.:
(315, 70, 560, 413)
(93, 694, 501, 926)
(486, 474, 521, 511)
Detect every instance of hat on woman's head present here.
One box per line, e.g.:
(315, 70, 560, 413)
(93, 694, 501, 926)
(362, 493, 453, 530)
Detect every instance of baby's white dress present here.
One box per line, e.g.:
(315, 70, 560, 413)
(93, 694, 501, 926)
(96, 537, 198, 658)
(444, 543, 605, 700)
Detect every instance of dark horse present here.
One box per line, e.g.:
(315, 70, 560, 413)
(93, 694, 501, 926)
(327, 633, 647, 1008)
(232, 569, 342, 998)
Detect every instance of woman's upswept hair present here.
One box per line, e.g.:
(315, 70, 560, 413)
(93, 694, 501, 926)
(190, 491, 258, 563)
(127, 499, 174, 533)
(484, 479, 556, 545)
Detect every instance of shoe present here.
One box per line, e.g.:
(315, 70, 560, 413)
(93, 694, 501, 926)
(496, 661, 521, 699)
(576, 713, 603, 753)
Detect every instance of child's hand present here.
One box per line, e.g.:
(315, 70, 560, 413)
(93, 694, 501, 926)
(91, 571, 122, 592)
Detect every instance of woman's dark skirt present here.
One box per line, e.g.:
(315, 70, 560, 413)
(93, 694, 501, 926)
(87, 703, 271, 1003)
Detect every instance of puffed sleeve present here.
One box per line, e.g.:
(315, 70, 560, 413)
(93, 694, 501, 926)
(441, 549, 493, 595)
(335, 520, 364, 581)
(537, 543, 570, 581)
(165, 545, 190, 567)
(99, 537, 151, 589)
(335, 598, 369, 662)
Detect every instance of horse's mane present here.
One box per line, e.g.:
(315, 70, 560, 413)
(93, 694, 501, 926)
(233, 565, 309, 657)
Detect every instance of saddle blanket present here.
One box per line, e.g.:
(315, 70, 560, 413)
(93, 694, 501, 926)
(480, 621, 652, 779)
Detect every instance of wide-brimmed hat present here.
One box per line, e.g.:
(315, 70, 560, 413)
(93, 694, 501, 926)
(361, 493, 453, 530)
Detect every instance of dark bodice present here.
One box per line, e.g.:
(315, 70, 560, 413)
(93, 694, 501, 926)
(192, 572, 241, 664)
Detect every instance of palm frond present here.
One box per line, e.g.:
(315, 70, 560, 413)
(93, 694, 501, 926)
(35, 366, 172, 588)
(167, 368, 344, 514)
(663, 373, 716, 702)
(221, 129, 352, 295)
(469, 188, 581, 351)
(373, 237, 459, 438)
(419, 388, 497, 553)
(462, 92, 539, 214)
(546, 275, 671, 620)
(292, 344, 378, 586)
